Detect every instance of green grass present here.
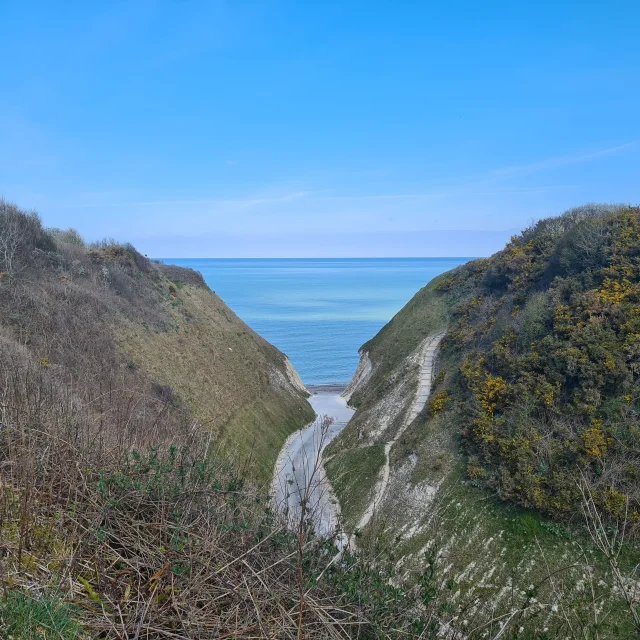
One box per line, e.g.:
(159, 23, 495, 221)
(325, 444, 386, 529)
(223, 391, 315, 482)
(0, 591, 84, 640)
(119, 282, 314, 483)
(358, 456, 640, 639)
(350, 278, 449, 410)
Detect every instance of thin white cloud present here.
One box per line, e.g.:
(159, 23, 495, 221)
(315, 185, 578, 200)
(65, 190, 322, 208)
(492, 142, 637, 177)
(316, 193, 445, 201)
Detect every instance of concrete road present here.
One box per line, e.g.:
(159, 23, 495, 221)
(272, 391, 354, 538)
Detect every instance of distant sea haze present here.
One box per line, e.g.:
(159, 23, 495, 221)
(161, 258, 471, 385)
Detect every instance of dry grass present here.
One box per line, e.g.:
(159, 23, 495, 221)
(0, 340, 364, 638)
(0, 202, 359, 638)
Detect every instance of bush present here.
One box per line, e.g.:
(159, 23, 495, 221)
(439, 205, 640, 520)
(47, 227, 86, 247)
(0, 199, 56, 274)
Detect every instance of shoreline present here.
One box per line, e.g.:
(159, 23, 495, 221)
(306, 383, 349, 393)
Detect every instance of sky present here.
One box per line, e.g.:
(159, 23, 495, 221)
(1, 1, 639, 257)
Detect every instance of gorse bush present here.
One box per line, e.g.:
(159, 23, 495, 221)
(435, 205, 640, 521)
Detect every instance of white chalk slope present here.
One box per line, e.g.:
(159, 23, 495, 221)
(357, 332, 444, 530)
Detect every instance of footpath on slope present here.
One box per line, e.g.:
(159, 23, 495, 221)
(272, 391, 354, 547)
(356, 332, 445, 531)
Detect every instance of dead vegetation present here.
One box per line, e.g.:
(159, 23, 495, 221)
(0, 332, 373, 638)
(0, 201, 353, 638)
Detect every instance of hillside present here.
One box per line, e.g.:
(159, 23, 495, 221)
(4, 201, 482, 639)
(0, 202, 313, 480)
(0, 202, 348, 638)
(327, 204, 640, 638)
(4, 200, 640, 638)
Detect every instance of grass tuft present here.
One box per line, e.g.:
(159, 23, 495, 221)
(0, 592, 84, 640)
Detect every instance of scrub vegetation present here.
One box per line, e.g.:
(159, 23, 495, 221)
(439, 204, 640, 519)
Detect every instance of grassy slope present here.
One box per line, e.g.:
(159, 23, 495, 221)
(118, 274, 313, 480)
(0, 206, 312, 479)
(324, 444, 386, 530)
(325, 206, 640, 637)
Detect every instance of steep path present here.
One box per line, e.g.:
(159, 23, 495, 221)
(357, 332, 444, 530)
(272, 392, 354, 540)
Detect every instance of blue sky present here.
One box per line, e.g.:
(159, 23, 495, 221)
(1, 1, 639, 257)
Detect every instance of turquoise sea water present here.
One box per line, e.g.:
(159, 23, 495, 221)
(161, 258, 471, 385)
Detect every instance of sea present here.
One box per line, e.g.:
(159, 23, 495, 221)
(160, 258, 471, 386)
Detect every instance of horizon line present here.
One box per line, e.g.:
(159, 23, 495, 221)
(155, 256, 480, 260)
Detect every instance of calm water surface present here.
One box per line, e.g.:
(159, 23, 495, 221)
(160, 258, 471, 385)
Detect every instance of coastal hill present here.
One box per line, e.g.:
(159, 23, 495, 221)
(332, 203, 640, 521)
(0, 201, 371, 638)
(327, 204, 640, 637)
(1, 200, 464, 639)
(0, 200, 313, 479)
